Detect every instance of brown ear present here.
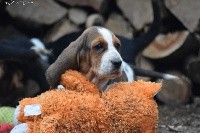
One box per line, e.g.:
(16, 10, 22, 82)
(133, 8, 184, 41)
(45, 33, 86, 88)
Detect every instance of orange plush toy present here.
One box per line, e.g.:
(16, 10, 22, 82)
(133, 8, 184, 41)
(11, 70, 161, 133)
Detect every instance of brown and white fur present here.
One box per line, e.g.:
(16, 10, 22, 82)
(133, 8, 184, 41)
(46, 26, 133, 91)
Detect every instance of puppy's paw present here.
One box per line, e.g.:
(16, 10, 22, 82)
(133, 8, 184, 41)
(57, 85, 65, 89)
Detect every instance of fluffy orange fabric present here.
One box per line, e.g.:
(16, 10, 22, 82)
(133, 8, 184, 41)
(17, 70, 161, 133)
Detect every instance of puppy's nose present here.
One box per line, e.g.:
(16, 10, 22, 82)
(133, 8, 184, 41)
(111, 60, 122, 69)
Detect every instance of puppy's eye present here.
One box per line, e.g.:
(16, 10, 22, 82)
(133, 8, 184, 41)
(115, 43, 121, 49)
(94, 43, 104, 51)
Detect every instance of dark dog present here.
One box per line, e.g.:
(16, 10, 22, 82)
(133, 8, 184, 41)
(0, 37, 50, 106)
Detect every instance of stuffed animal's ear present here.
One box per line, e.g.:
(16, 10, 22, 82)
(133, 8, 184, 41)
(144, 81, 161, 98)
(45, 32, 86, 88)
(134, 81, 162, 98)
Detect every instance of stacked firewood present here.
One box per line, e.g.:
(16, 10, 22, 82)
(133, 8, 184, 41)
(0, 0, 200, 105)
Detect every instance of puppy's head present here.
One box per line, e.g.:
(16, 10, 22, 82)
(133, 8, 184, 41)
(79, 27, 123, 80)
(46, 26, 123, 88)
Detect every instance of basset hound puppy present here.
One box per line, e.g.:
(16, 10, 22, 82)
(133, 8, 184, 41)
(46, 26, 133, 91)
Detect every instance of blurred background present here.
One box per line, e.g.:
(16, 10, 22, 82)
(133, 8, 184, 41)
(0, 0, 200, 132)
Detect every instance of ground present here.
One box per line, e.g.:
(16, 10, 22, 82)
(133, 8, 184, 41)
(157, 97, 200, 133)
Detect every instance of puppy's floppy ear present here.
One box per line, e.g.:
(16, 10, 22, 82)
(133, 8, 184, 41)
(45, 32, 87, 88)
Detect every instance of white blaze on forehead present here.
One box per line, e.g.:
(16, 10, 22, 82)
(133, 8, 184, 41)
(97, 27, 122, 77)
(97, 27, 113, 46)
(97, 27, 121, 55)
